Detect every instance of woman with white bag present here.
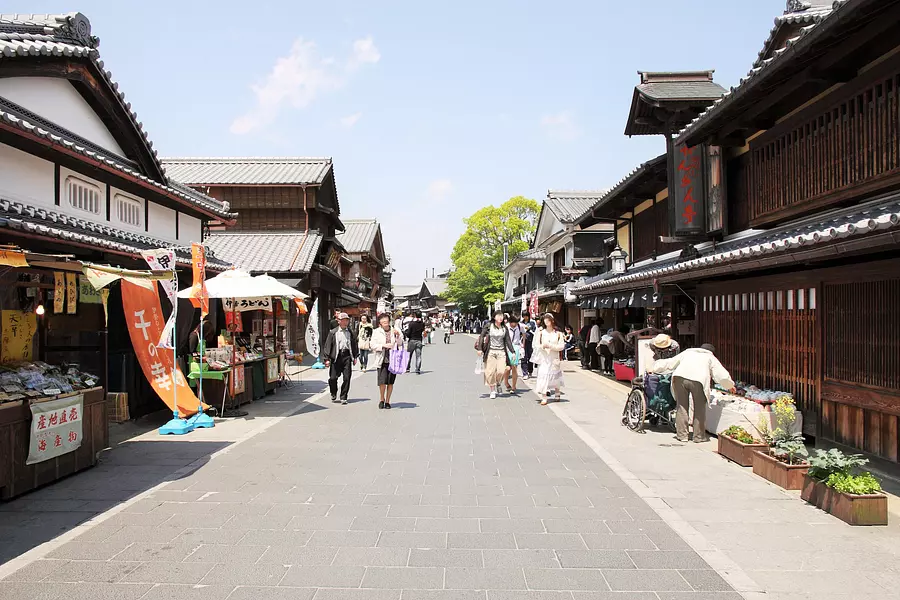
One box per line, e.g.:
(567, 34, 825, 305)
(531, 312, 566, 405)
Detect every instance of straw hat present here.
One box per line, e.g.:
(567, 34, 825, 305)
(651, 333, 673, 349)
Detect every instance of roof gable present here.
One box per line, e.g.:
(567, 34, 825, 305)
(337, 219, 379, 254)
(160, 157, 333, 185)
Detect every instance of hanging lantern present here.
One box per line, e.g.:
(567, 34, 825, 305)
(609, 245, 628, 275)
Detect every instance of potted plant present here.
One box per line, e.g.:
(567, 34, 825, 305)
(717, 425, 768, 467)
(825, 471, 888, 526)
(803, 449, 867, 507)
(751, 397, 810, 490)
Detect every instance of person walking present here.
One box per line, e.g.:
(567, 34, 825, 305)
(520, 312, 537, 380)
(371, 313, 403, 410)
(477, 311, 515, 399)
(405, 313, 425, 374)
(531, 313, 566, 405)
(357, 315, 374, 372)
(322, 312, 359, 405)
(578, 321, 592, 369)
(587, 319, 602, 370)
(563, 325, 576, 361)
(650, 343, 735, 443)
(504, 315, 525, 393)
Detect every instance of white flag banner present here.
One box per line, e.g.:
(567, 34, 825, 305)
(521, 294, 527, 315)
(141, 249, 178, 349)
(305, 298, 321, 358)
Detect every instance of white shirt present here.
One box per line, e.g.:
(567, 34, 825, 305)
(393, 318, 402, 331)
(651, 348, 735, 399)
(336, 327, 352, 352)
(588, 325, 601, 344)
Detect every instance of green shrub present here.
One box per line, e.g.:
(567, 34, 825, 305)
(771, 432, 808, 465)
(826, 471, 882, 495)
(722, 425, 759, 445)
(807, 449, 868, 481)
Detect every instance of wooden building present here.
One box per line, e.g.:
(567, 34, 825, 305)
(576, 0, 900, 467)
(0, 12, 234, 420)
(161, 157, 347, 349)
(335, 219, 389, 317)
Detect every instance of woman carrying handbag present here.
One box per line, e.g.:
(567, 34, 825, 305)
(476, 311, 515, 399)
(371, 313, 404, 409)
(531, 312, 566, 405)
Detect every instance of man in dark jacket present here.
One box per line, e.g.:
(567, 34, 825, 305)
(578, 321, 592, 369)
(520, 312, 537, 379)
(405, 313, 426, 374)
(322, 312, 359, 404)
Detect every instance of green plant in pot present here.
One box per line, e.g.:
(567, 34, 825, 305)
(827, 471, 882, 495)
(771, 432, 809, 465)
(722, 425, 760, 445)
(808, 448, 867, 481)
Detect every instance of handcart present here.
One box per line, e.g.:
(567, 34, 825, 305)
(622, 373, 677, 433)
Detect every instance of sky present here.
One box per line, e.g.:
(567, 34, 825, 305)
(28, 0, 787, 284)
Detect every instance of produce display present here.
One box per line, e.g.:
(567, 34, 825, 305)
(713, 381, 793, 405)
(0, 361, 99, 405)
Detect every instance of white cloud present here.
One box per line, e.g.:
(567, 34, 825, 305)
(426, 179, 453, 204)
(339, 112, 363, 128)
(231, 37, 380, 135)
(540, 111, 581, 142)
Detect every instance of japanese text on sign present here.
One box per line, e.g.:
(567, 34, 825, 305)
(1, 310, 37, 362)
(27, 394, 83, 465)
(678, 145, 701, 225)
(670, 141, 707, 235)
(223, 297, 272, 312)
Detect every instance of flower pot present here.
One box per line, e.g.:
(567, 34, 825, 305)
(800, 475, 829, 508)
(827, 489, 888, 526)
(751, 450, 809, 490)
(718, 434, 769, 467)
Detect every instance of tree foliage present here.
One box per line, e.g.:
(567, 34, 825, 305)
(447, 196, 541, 312)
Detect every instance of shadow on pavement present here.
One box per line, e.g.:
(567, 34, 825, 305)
(0, 440, 230, 566)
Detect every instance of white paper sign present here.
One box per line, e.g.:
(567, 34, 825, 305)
(27, 394, 83, 465)
(141, 249, 178, 349)
(224, 297, 273, 312)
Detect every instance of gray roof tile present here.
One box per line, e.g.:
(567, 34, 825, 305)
(161, 157, 333, 185)
(337, 219, 379, 254)
(204, 231, 322, 274)
(0, 198, 230, 270)
(514, 248, 546, 261)
(422, 278, 448, 297)
(545, 191, 607, 223)
(636, 80, 726, 102)
(391, 284, 421, 299)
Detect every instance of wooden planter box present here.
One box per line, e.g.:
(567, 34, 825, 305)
(718, 435, 768, 467)
(800, 475, 829, 508)
(801, 475, 887, 525)
(751, 450, 809, 490)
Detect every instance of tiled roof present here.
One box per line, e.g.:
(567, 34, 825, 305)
(677, 0, 849, 143)
(391, 284, 421, 299)
(337, 219, 379, 254)
(161, 157, 333, 185)
(514, 248, 546, 261)
(422, 278, 448, 297)
(0, 198, 231, 270)
(755, 3, 835, 68)
(205, 231, 323, 274)
(573, 191, 900, 294)
(545, 191, 607, 223)
(636, 80, 726, 102)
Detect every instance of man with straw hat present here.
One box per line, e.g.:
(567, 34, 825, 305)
(650, 333, 680, 361)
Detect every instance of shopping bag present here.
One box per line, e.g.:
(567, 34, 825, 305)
(474, 357, 484, 375)
(507, 347, 520, 366)
(389, 347, 410, 375)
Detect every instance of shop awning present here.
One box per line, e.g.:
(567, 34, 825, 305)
(578, 288, 663, 310)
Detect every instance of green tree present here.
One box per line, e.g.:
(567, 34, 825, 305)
(447, 196, 541, 312)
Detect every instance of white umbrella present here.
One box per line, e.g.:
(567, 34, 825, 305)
(176, 269, 307, 300)
(252, 274, 308, 299)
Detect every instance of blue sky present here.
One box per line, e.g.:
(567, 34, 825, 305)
(30, 0, 786, 284)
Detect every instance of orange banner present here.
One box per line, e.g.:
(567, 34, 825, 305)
(121, 279, 207, 417)
(189, 243, 209, 317)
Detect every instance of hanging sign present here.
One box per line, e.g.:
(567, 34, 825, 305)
(225, 310, 243, 332)
(54, 272, 65, 314)
(141, 249, 178, 350)
(305, 298, 321, 358)
(188, 243, 208, 318)
(670, 141, 707, 236)
(0, 249, 28, 267)
(121, 279, 206, 417)
(26, 394, 83, 465)
(78, 275, 102, 304)
(707, 145, 725, 234)
(100, 288, 110, 326)
(82, 267, 121, 292)
(529, 291, 539, 317)
(266, 357, 279, 383)
(1, 310, 37, 362)
(223, 297, 272, 312)
(65, 272, 77, 314)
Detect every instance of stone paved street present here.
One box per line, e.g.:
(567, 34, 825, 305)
(0, 339, 743, 600)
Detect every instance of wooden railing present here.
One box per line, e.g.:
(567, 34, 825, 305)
(748, 57, 900, 225)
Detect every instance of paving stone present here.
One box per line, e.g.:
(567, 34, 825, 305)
(46, 539, 134, 561)
(139, 583, 236, 600)
(514, 533, 588, 550)
(333, 546, 411, 566)
(257, 545, 338, 565)
(41, 560, 139, 584)
(488, 593, 574, 600)
(555, 550, 635, 569)
(409, 548, 482, 568)
(307, 530, 379, 547)
(287, 515, 356, 530)
(677, 570, 733, 592)
(482, 549, 559, 568)
(448, 507, 508, 519)
(237, 529, 313, 546)
(184, 544, 268, 563)
(447, 533, 516, 549)
(601, 569, 693, 592)
(120, 562, 216, 584)
(378, 532, 448, 548)
(278, 565, 366, 588)
(362, 567, 445, 589)
(403, 592, 487, 600)
(351, 516, 417, 531)
(3, 559, 70, 582)
(479, 518, 545, 533)
(524, 568, 610, 591)
(580, 534, 656, 550)
(444, 567, 527, 590)
(173, 528, 249, 545)
(226, 587, 317, 600)
(200, 563, 288, 586)
(415, 518, 480, 533)
(626, 551, 710, 570)
(388, 505, 450, 518)
(314, 590, 401, 600)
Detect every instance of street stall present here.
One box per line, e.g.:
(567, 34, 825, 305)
(0, 249, 177, 498)
(176, 270, 307, 417)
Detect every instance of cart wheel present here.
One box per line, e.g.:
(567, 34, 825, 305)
(623, 389, 646, 432)
(648, 415, 660, 427)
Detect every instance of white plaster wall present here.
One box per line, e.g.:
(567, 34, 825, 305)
(0, 143, 54, 207)
(0, 77, 126, 156)
(147, 201, 176, 241)
(179, 214, 202, 243)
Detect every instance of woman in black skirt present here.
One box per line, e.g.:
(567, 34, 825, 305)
(371, 312, 404, 409)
